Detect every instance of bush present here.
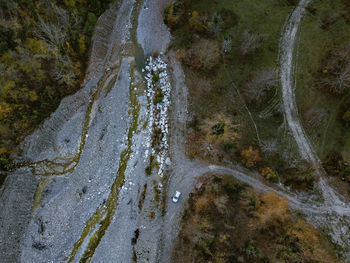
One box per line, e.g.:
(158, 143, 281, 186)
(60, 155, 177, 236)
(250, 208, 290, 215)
(241, 146, 261, 168)
(163, 3, 182, 29)
(260, 167, 278, 182)
(186, 39, 221, 72)
(211, 121, 225, 135)
(219, 8, 238, 29)
(245, 242, 260, 257)
(189, 11, 208, 33)
(223, 142, 236, 153)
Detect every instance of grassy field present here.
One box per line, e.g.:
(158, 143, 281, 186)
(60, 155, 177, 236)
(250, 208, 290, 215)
(295, 0, 350, 185)
(165, 0, 317, 187)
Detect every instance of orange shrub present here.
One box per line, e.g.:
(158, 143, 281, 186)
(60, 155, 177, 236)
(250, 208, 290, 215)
(260, 167, 278, 182)
(241, 146, 261, 168)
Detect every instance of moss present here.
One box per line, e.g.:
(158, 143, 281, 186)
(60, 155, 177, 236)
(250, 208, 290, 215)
(132, 247, 137, 262)
(154, 88, 164, 104)
(67, 65, 141, 263)
(138, 184, 147, 211)
(153, 183, 161, 203)
(152, 72, 160, 83)
(145, 155, 157, 176)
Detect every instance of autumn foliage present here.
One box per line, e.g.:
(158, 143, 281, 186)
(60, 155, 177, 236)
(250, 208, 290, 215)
(174, 175, 338, 263)
(241, 146, 261, 168)
(260, 167, 278, 182)
(0, 0, 112, 174)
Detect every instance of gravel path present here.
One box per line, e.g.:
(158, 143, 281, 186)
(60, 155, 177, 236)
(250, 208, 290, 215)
(1, 0, 350, 262)
(279, 0, 350, 258)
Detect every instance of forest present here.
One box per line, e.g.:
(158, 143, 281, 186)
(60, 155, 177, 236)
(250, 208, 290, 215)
(174, 174, 338, 263)
(0, 0, 113, 183)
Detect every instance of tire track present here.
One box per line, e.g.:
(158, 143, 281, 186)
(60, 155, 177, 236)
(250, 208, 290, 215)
(279, 0, 350, 257)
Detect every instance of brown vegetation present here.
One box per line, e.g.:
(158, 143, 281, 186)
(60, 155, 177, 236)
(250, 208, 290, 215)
(259, 167, 278, 182)
(173, 175, 338, 263)
(324, 151, 350, 185)
(186, 114, 241, 161)
(240, 146, 261, 168)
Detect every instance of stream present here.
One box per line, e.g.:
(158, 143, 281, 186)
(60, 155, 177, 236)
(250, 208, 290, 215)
(0, 0, 349, 262)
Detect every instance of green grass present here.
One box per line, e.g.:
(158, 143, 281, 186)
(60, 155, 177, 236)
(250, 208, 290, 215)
(168, 0, 301, 173)
(295, 0, 350, 162)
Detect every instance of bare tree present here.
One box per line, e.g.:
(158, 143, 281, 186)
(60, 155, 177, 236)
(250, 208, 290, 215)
(35, 3, 80, 50)
(240, 30, 263, 56)
(261, 139, 278, 157)
(304, 106, 329, 128)
(37, 21, 66, 48)
(221, 37, 232, 53)
(209, 12, 223, 36)
(320, 45, 350, 95)
(244, 68, 277, 102)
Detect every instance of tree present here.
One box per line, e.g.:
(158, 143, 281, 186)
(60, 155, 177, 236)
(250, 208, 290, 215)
(241, 146, 261, 168)
(240, 30, 264, 56)
(319, 45, 350, 95)
(244, 68, 276, 103)
(303, 106, 328, 128)
(260, 167, 278, 182)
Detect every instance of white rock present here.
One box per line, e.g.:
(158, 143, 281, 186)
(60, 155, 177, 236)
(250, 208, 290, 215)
(165, 157, 171, 166)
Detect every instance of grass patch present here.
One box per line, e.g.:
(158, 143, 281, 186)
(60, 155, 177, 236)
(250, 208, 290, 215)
(145, 155, 157, 176)
(138, 184, 147, 211)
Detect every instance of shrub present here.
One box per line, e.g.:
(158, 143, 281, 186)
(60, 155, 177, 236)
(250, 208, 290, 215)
(241, 146, 261, 168)
(154, 88, 164, 104)
(284, 164, 316, 190)
(223, 142, 236, 153)
(189, 11, 208, 33)
(342, 110, 350, 125)
(211, 121, 225, 135)
(187, 39, 221, 72)
(221, 175, 245, 200)
(219, 8, 238, 29)
(245, 242, 260, 257)
(240, 30, 264, 56)
(163, 3, 182, 29)
(260, 167, 278, 182)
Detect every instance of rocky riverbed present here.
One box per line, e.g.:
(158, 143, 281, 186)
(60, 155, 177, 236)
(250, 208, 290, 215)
(1, 0, 350, 262)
